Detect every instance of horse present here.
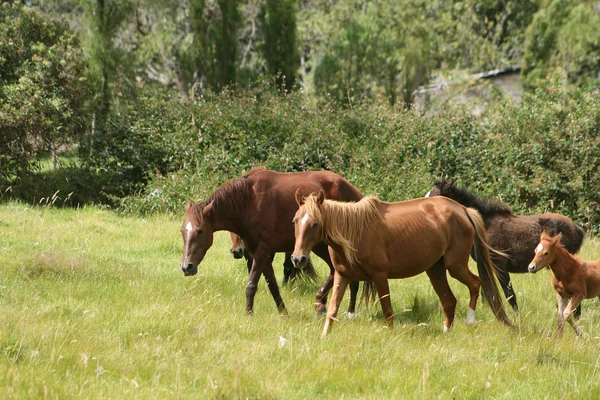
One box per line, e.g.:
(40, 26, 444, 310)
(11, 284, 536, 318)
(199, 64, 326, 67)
(229, 232, 298, 285)
(426, 178, 585, 314)
(528, 231, 600, 337)
(180, 167, 364, 315)
(291, 190, 512, 337)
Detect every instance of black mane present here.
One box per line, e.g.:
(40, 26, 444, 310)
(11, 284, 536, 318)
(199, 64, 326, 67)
(434, 178, 513, 217)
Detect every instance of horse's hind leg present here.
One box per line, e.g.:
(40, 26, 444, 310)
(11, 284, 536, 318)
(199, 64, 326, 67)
(563, 294, 585, 337)
(426, 259, 457, 332)
(446, 259, 481, 325)
(347, 281, 359, 317)
(496, 268, 518, 312)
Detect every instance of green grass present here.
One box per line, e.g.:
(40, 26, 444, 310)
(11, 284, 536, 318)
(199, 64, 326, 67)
(2, 202, 600, 398)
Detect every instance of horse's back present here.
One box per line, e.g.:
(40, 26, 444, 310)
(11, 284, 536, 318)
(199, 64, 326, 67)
(538, 213, 585, 253)
(364, 197, 474, 278)
(247, 168, 361, 201)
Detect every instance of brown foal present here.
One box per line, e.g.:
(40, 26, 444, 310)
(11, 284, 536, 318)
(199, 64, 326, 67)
(528, 231, 600, 337)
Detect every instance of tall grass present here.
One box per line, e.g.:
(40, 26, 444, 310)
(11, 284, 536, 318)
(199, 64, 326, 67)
(1, 202, 600, 398)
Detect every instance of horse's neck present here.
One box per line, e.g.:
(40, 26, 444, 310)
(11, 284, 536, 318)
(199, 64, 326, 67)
(205, 201, 245, 234)
(550, 247, 580, 280)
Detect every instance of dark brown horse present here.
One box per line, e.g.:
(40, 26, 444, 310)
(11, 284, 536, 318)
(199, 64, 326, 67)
(229, 232, 299, 285)
(292, 191, 512, 337)
(180, 167, 363, 315)
(427, 178, 585, 314)
(529, 231, 600, 337)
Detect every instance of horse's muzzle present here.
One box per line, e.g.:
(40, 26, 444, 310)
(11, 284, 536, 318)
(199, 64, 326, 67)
(290, 254, 308, 269)
(528, 263, 538, 273)
(230, 248, 244, 259)
(181, 262, 198, 276)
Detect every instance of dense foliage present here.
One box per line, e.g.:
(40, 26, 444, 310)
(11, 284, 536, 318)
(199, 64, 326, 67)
(82, 80, 599, 231)
(1, 1, 599, 232)
(0, 3, 93, 182)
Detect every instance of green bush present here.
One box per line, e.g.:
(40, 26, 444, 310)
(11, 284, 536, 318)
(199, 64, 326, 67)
(0, 3, 94, 183)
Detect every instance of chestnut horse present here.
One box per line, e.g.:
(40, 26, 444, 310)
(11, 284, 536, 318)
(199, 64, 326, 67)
(229, 232, 301, 285)
(528, 232, 599, 337)
(180, 167, 363, 315)
(427, 178, 585, 314)
(292, 191, 512, 337)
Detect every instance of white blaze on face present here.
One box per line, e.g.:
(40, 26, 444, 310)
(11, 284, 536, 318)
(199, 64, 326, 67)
(535, 243, 543, 254)
(185, 221, 193, 242)
(425, 190, 431, 198)
(300, 213, 309, 228)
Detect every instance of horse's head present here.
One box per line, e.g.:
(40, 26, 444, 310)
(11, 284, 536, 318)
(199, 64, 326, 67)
(180, 200, 215, 276)
(528, 231, 562, 273)
(291, 189, 325, 269)
(229, 232, 245, 259)
(425, 177, 455, 198)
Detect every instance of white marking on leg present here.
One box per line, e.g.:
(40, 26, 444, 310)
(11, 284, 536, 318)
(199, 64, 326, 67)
(443, 324, 449, 333)
(466, 307, 476, 324)
(301, 213, 309, 227)
(347, 312, 356, 320)
(425, 190, 431, 198)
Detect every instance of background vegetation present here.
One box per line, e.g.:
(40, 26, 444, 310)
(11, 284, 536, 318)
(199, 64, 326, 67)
(2, 1, 599, 230)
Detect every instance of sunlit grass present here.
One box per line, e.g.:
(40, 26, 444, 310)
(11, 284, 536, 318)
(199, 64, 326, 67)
(1, 202, 600, 398)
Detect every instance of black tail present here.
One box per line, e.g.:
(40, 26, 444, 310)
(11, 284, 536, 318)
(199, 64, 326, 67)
(466, 208, 513, 327)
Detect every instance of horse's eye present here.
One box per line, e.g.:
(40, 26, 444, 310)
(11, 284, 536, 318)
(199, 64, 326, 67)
(311, 222, 318, 228)
(544, 252, 549, 256)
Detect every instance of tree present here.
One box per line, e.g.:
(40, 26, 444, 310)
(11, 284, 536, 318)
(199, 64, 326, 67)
(522, 0, 600, 90)
(0, 3, 94, 182)
(262, 0, 299, 91)
(81, 0, 133, 124)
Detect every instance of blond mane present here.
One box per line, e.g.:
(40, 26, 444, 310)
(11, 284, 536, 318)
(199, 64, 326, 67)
(303, 194, 382, 266)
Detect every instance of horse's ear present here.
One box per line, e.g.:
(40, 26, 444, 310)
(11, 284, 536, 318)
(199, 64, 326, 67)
(185, 200, 193, 211)
(295, 188, 305, 206)
(202, 200, 214, 216)
(552, 232, 563, 244)
(316, 190, 325, 205)
(540, 230, 552, 241)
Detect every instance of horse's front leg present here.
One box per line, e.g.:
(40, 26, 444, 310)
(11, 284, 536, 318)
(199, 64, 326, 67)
(563, 294, 585, 337)
(322, 271, 350, 337)
(373, 274, 394, 328)
(556, 294, 569, 337)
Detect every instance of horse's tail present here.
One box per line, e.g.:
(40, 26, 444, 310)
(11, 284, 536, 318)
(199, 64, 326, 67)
(465, 208, 513, 327)
(360, 281, 377, 306)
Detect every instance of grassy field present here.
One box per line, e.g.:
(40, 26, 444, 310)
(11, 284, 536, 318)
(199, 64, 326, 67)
(2, 202, 600, 399)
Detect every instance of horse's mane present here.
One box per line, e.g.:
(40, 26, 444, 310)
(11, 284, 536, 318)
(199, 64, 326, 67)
(434, 178, 513, 217)
(189, 176, 252, 225)
(541, 231, 567, 251)
(303, 194, 382, 266)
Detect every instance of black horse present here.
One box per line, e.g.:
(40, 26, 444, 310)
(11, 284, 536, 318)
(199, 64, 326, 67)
(427, 178, 585, 315)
